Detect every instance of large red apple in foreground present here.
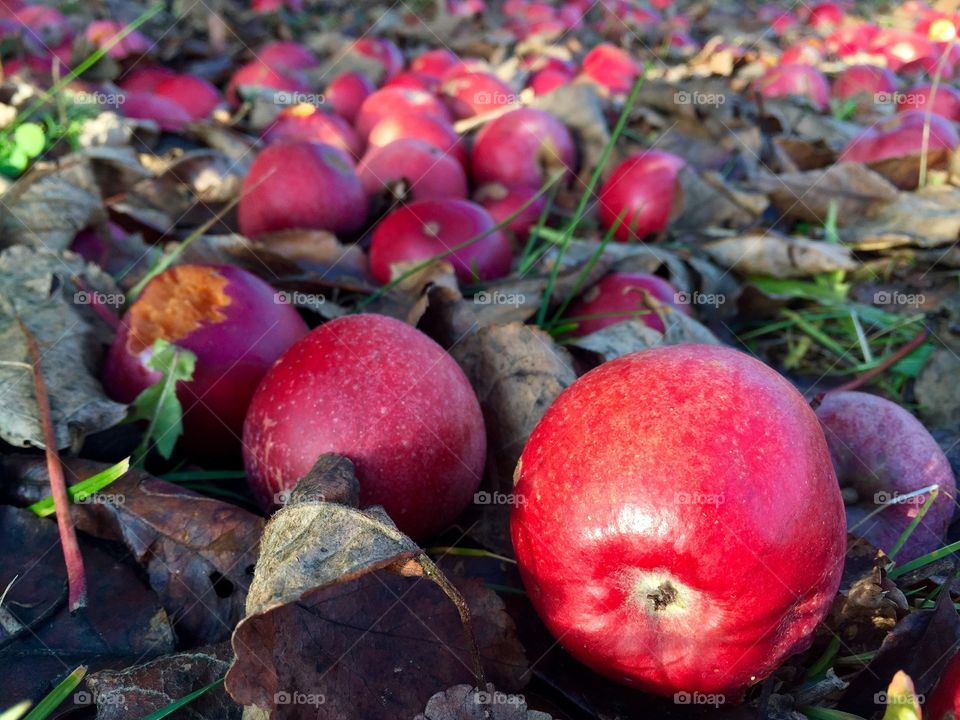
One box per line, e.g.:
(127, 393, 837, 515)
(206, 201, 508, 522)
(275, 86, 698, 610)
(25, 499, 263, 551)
(243, 314, 486, 538)
(103, 265, 308, 463)
(511, 344, 846, 697)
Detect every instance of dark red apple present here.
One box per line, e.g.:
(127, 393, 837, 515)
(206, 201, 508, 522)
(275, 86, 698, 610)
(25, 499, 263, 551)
(262, 103, 363, 158)
(256, 40, 319, 71)
(563, 272, 691, 335)
(410, 48, 463, 79)
(226, 61, 308, 107)
(366, 113, 467, 167)
(511, 344, 846, 697)
(441, 72, 517, 118)
(832, 64, 897, 109)
(355, 86, 452, 138)
(153, 74, 221, 120)
(118, 65, 176, 92)
(816, 391, 955, 562)
(755, 63, 830, 110)
(238, 141, 368, 238)
(357, 138, 468, 201)
(243, 313, 486, 538)
(926, 650, 960, 720)
(120, 91, 192, 132)
(597, 150, 686, 241)
(325, 71, 375, 124)
(369, 198, 511, 283)
(103, 264, 308, 463)
(897, 84, 960, 121)
(473, 182, 545, 242)
(580, 43, 642, 94)
(383, 71, 440, 93)
(470, 108, 576, 188)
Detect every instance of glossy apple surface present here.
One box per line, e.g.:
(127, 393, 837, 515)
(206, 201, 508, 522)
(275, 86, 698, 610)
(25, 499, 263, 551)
(357, 138, 468, 201)
(262, 103, 363, 158)
(597, 150, 686, 241)
(470, 108, 576, 187)
(564, 272, 691, 335)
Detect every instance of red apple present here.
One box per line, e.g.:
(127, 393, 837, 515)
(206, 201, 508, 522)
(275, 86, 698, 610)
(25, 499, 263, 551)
(563, 272, 691, 335)
(410, 48, 463, 79)
(103, 264, 307, 463)
(153, 74, 221, 120)
(262, 103, 363, 158)
(473, 182, 545, 242)
(756, 63, 830, 110)
(256, 40, 319, 71)
(806, 1, 846, 30)
(597, 150, 686, 241)
(816, 391, 955, 562)
(926, 650, 960, 720)
(780, 39, 826, 65)
(826, 23, 881, 57)
(369, 198, 511, 283)
(120, 91, 192, 132)
(226, 61, 308, 107)
(367, 113, 467, 167)
(357, 138, 468, 201)
(470, 108, 576, 188)
(238, 141, 368, 238)
(252, 0, 303, 13)
(870, 29, 935, 71)
(243, 313, 486, 538)
(441, 72, 517, 118)
(512, 344, 846, 697)
(85, 20, 150, 59)
(580, 43, 642, 94)
(14, 4, 71, 45)
(832, 64, 898, 108)
(897, 84, 960, 121)
(355, 86, 452, 138)
(348, 37, 403, 79)
(384, 71, 440, 93)
(528, 67, 573, 95)
(325, 71, 375, 124)
(118, 65, 176, 93)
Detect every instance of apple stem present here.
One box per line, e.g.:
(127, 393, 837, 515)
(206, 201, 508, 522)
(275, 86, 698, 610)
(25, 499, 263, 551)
(815, 326, 929, 404)
(17, 318, 87, 612)
(416, 552, 487, 688)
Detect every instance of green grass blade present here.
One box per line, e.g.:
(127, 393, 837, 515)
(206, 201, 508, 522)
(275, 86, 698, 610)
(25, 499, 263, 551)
(139, 677, 224, 720)
(888, 538, 960, 579)
(22, 666, 86, 720)
(0, 703, 31, 720)
(888, 487, 939, 560)
(27, 458, 130, 518)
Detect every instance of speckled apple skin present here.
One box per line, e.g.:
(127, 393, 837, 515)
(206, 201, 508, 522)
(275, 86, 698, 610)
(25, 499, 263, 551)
(243, 314, 486, 539)
(925, 649, 960, 720)
(511, 344, 846, 697)
(564, 272, 691, 335)
(103, 265, 308, 463)
(816, 391, 955, 562)
(597, 150, 685, 242)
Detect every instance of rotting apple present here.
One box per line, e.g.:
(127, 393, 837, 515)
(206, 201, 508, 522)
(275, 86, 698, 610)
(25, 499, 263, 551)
(511, 344, 846, 697)
(597, 149, 686, 242)
(470, 107, 576, 188)
(369, 198, 511, 283)
(325, 71, 375, 124)
(473, 182, 545, 242)
(755, 62, 830, 110)
(238, 140, 369, 238)
(153, 74, 222, 120)
(357, 138, 468, 202)
(354, 86, 452, 139)
(366, 113, 467, 168)
(897, 83, 960, 121)
(103, 264, 308, 463)
(563, 272, 691, 335)
(242, 313, 486, 539)
(262, 103, 364, 158)
(816, 391, 955, 562)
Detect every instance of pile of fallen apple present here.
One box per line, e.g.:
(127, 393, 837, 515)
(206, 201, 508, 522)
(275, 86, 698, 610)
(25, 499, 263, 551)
(6, 0, 960, 713)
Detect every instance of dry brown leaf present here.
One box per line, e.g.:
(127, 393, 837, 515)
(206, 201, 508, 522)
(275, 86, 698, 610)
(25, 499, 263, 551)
(415, 684, 553, 720)
(704, 231, 858, 277)
(674, 167, 766, 232)
(839, 186, 960, 250)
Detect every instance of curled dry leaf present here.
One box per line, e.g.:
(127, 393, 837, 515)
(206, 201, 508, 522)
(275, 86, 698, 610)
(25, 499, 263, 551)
(0, 246, 127, 450)
(0, 506, 175, 705)
(0, 456, 264, 645)
(568, 312, 722, 363)
(363, 259, 461, 325)
(415, 684, 552, 720)
(704, 231, 858, 278)
(754, 162, 898, 225)
(839, 186, 960, 250)
(226, 476, 528, 719)
(759, 100, 861, 150)
(673, 166, 767, 233)
(87, 642, 239, 720)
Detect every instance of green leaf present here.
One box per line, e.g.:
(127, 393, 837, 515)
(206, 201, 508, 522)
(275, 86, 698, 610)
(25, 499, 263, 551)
(27, 457, 130, 517)
(22, 666, 86, 720)
(0, 147, 29, 177)
(13, 123, 45, 159)
(129, 339, 197, 463)
(139, 677, 224, 720)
